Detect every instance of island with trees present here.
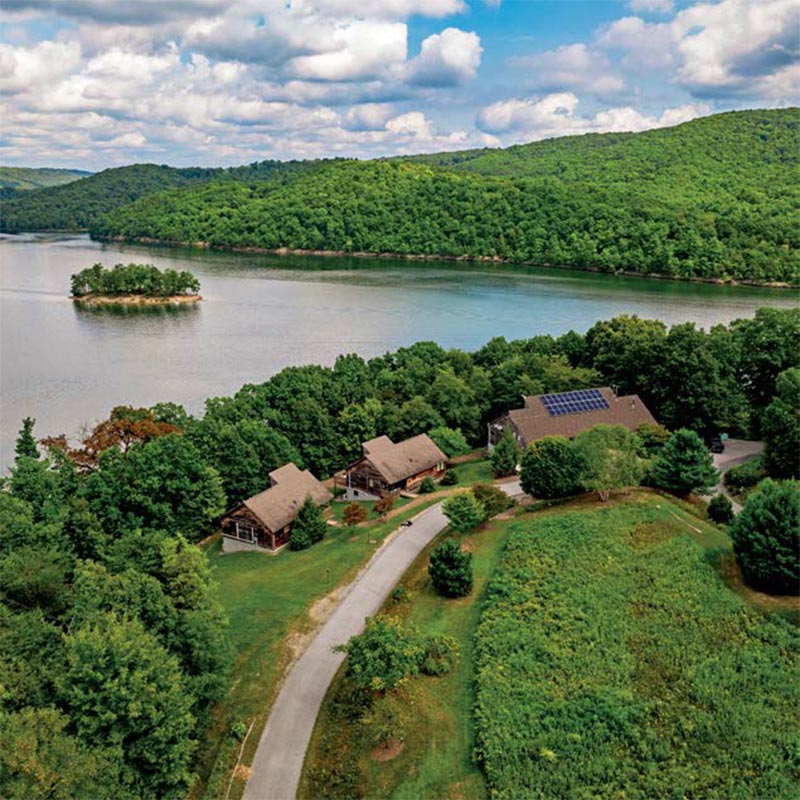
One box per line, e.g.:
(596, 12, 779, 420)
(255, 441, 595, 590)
(70, 262, 201, 306)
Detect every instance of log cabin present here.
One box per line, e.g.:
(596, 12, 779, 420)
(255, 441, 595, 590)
(221, 463, 332, 553)
(343, 434, 447, 500)
(488, 387, 658, 449)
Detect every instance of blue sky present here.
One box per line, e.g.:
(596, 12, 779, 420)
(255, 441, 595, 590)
(0, 0, 796, 169)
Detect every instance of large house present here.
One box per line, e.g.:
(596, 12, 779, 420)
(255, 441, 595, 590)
(221, 463, 332, 553)
(343, 434, 447, 500)
(488, 387, 657, 449)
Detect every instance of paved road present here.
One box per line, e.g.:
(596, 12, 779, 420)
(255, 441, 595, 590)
(712, 438, 763, 514)
(243, 481, 522, 800)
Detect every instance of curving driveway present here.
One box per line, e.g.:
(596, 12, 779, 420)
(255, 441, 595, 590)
(242, 481, 522, 800)
(712, 438, 764, 514)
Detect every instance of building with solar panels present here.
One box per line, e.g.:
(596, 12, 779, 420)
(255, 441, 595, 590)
(487, 387, 658, 450)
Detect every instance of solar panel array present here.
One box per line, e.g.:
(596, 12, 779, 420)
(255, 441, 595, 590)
(540, 389, 609, 417)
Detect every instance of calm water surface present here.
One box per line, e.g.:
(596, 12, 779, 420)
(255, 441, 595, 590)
(1, 233, 797, 467)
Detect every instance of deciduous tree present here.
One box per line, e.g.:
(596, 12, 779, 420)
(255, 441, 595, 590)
(520, 436, 585, 499)
(442, 491, 485, 533)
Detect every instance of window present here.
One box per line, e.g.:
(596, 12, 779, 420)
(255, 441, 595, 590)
(233, 520, 257, 543)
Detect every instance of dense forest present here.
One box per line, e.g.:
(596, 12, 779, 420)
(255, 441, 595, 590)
(83, 109, 799, 284)
(2, 109, 796, 282)
(70, 263, 200, 298)
(0, 159, 338, 232)
(1, 307, 797, 798)
(0, 167, 90, 193)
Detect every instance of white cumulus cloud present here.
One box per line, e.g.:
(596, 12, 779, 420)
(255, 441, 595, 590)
(406, 28, 482, 87)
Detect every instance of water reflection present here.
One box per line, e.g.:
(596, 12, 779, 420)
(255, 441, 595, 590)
(72, 300, 201, 317)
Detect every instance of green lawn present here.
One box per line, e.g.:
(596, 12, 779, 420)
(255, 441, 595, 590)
(300, 507, 517, 800)
(450, 458, 493, 486)
(329, 496, 410, 524)
(193, 499, 437, 800)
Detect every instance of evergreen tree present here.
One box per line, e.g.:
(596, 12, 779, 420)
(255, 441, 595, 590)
(707, 493, 734, 525)
(490, 427, 519, 477)
(292, 495, 327, 545)
(428, 539, 473, 597)
(649, 428, 719, 495)
(14, 417, 39, 461)
(729, 480, 799, 594)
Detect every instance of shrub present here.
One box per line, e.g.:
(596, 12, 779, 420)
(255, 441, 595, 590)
(428, 539, 473, 597)
(390, 585, 408, 604)
(333, 616, 423, 693)
(342, 502, 368, 527)
(724, 456, 767, 495)
(428, 426, 470, 457)
(472, 483, 513, 518)
(649, 428, 719, 495)
(420, 635, 460, 676)
(729, 479, 800, 594)
(707, 493, 734, 524)
(418, 476, 436, 494)
(374, 496, 395, 520)
(440, 470, 459, 486)
(520, 436, 585, 499)
(442, 492, 485, 533)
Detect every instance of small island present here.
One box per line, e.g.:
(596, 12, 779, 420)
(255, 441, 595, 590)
(70, 262, 202, 306)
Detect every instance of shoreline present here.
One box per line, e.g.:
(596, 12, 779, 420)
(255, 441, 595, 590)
(71, 293, 202, 306)
(94, 236, 797, 290)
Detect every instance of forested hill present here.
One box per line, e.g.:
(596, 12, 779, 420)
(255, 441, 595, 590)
(92, 109, 799, 284)
(0, 159, 336, 232)
(0, 166, 91, 192)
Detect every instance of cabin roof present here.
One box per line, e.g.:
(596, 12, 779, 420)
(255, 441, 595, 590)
(241, 463, 332, 533)
(505, 387, 657, 444)
(359, 434, 447, 484)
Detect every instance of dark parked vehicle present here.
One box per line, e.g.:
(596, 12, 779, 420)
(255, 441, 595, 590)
(709, 435, 725, 454)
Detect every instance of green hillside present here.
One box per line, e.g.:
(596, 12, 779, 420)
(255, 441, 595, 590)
(92, 109, 799, 283)
(0, 166, 91, 192)
(0, 159, 335, 232)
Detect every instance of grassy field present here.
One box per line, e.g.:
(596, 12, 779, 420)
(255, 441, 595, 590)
(192, 499, 437, 800)
(299, 506, 518, 800)
(299, 492, 799, 800)
(475, 495, 799, 800)
(329, 496, 410, 524)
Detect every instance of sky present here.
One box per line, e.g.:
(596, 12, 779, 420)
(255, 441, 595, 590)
(0, 0, 797, 169)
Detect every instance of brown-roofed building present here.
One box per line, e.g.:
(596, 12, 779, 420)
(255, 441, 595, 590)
(221, 463, 332, 553)
(343, 434, 448, 500)
(488, 387, 658, 450)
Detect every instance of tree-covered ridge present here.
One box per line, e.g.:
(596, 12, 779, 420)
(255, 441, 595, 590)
(0, 167, 91, 192)
(0, 159, 338, 233)
(70, 263, 200, 298)
(91, 110, 800, 284)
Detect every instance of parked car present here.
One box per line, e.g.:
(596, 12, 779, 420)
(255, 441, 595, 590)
(708, 435, 725, 454)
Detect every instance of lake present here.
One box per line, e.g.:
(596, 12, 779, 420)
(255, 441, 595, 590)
(1, 233, 797, 469)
